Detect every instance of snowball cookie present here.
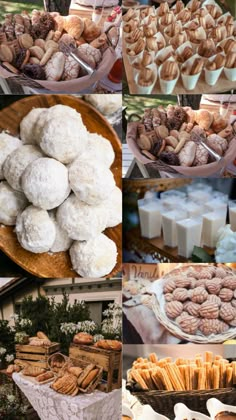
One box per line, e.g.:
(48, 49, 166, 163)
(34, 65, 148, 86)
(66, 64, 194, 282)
(38, 115, 88, 164)
(3, 145, 44, 191)
(69, 233, 117, 278)
(84, 94, 122, 115)
(0, 132, 21, 180)
(49, 211, 72, 253)
(79, 132, 115, 167)
(56, 194, 108, 241)
(15, 205, 56, 253)
(101, 187, 122, 228)
(0, 181, 28, 225)
(21, 158, 70, 210)
(69, 160, 116, 205)
(20, 108, 46, 144)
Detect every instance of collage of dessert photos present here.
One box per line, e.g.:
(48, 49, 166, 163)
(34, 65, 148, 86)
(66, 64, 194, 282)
(0, 0, 235, 419)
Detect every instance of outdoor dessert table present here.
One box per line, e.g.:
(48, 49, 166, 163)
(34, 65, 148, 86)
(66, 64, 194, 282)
(13, 372, 121, 420)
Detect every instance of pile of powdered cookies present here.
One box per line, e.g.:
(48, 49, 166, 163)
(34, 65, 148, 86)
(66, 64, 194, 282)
(0, 103, 121, 278)
(163, 265, 236, 336)
(0, 10, 109, 80)
(124, 0, 236, 93)
(135, 105, 235, 166)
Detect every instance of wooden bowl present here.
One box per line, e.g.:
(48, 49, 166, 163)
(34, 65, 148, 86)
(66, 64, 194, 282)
(0, 94, 122, 278)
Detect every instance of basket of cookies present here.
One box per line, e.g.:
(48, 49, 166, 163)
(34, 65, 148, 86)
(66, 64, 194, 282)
(47, 352, 68, 373)
(127, 350, 236, 418)
(0, 10, 117, 92)
(150, 264, 236, 343)
(123, 0, 236, 94)
(126, 105, 236, 176)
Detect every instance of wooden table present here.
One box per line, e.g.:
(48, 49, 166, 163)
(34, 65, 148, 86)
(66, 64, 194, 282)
(123, 40, 236, 95)
(124, 226, 215, 263)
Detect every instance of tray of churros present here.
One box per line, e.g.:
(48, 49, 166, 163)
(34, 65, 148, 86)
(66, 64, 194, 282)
(150, 264, 236, 344)
(127, 351, 236, 418)
(123, 0, 236, 94)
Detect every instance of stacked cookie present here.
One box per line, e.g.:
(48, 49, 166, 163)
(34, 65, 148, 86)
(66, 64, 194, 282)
(163, 265, 236, 336)
(135, 105, 235, 167)
(0, 11, 108, 81)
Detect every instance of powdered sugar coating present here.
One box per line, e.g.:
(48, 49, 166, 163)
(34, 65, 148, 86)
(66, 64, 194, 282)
(70, 233, 117, 278)
(49, 211, 72, 252)
(15, 205, 56, 253)
(101, 187, 122, 228)
(20, 108, 47, 144)
(56, 194, 108, 241)
(38, 115, 88, 164)
(69, 159, 115, 205)
(3, 145, 44, 191)
(79, 132, 115, 167)
(0, 132, 22, 180)
(0, 181, 28, 225)
(34, 104, 84, 140)
(21, 158, 70, 210)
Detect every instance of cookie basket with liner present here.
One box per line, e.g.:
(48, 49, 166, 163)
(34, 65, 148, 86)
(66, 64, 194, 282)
(126, 355, 236, 419)
(150, 264, 236, 344)
(0, 14, 119, 93)
(126, 109, 236, 177)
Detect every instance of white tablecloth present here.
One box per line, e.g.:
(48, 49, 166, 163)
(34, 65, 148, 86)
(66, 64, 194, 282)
(13, 373, 121, 420)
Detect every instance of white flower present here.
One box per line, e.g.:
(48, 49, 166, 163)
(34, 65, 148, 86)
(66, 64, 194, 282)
(5, 354, 14, 363)
(10, 313, 19, 321)
(93, 334, 104, 342)
(77, 320, 97, 333)
(0, 347, 6, 356)
(19, 318, 32, 328)
(7, 395, 15, 403)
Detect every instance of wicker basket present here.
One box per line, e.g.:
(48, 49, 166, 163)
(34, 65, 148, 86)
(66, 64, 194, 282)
(151, 264, 236, 344)
(129, 387, 236, 419)
(70, 357, 103, 393)
(47, 352, 68, 373)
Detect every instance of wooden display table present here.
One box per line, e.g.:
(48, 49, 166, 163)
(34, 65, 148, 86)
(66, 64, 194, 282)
(69, 343, 122, 392)
(15, 343, 60, 369)
(125, 226, 215, 263)
(123, 40, 236, 95)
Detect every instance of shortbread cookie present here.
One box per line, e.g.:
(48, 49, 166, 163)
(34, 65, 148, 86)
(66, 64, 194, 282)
(49, 211, 72, 253)
(0, 181, 28, 225)
(79, 132, 115, 168)
(15, 205, 56, 253)
(45, 51, 65, 81)
(20, 107, 47, 144)
(70, 233, 117, 278)
(21, 157, 70, 210)
(101, 187, 122, 228)
(0, 132, 22, 180)
(3, 145, 43, 191)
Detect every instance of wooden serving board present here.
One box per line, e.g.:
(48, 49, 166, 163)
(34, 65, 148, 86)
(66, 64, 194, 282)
(125, 227, 215, 263)
(19, 371, 55, 385)
(15, 343, 60, 354)
(123, 40, 236, 95)
(0, 95, 122, 278)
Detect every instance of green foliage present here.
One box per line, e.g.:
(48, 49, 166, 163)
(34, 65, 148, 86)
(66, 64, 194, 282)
(0, 383, 28, 419)
(0, 1, 43, 21)
(18, 294, 91, 354)
(0, 320, 15, 355)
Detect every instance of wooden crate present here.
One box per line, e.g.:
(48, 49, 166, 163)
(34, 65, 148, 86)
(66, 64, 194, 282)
(15, 343, 60, 369)
(69, 344, 121, 392)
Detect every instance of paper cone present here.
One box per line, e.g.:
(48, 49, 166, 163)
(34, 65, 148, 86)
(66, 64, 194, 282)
(204, 53, 225, 86)
(155, 45, 174, 67)
(224, 67, 236, 82)
(176, 41, 193, 63)
(135, 63, 157, 94)
(126, 41, 145, 64)
(159, 61, 180, 94)
(180, 53, 202, 90)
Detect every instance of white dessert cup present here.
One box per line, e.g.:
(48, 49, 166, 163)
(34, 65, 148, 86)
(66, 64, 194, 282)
(180, 53, 202, 90)
(142, 405, 170, 420)
(207, 398, 236, 419)
(127, 42, 145, 64)
(155, 45, 174, 66)
(135, 63, 158, 94)
(224, 66, 236, 81)
(159, 59, 180, 94)
(122, 404, 134, 420)
(204, 53, 225, 86)
(174, 403, 211, 420)
(176, 41, 193, 62)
